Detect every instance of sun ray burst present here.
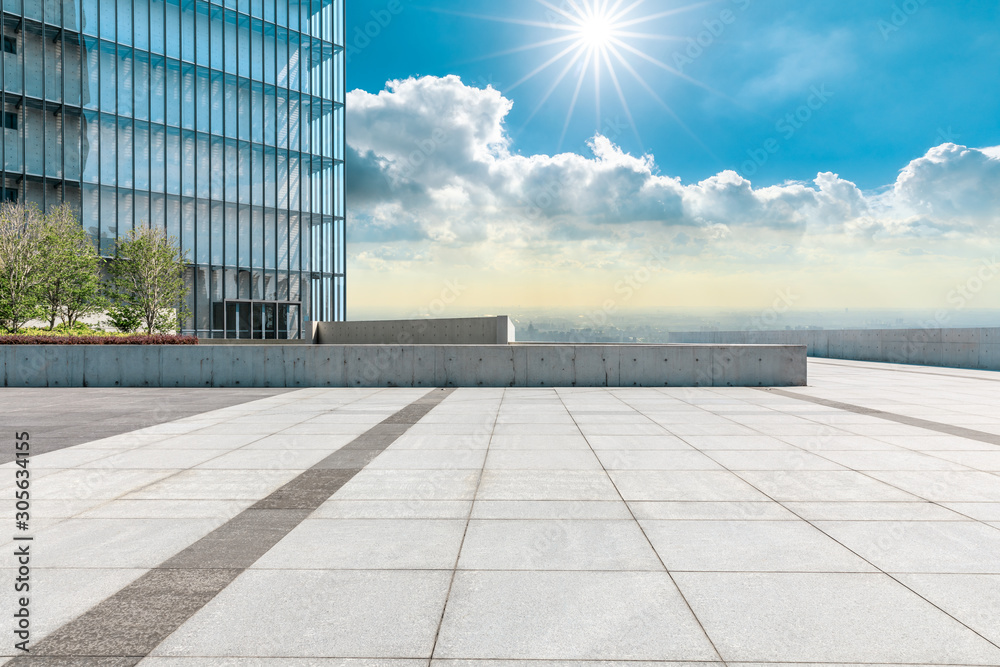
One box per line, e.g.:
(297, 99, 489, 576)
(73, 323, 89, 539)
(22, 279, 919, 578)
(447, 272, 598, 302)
(458, 0, 736, 157)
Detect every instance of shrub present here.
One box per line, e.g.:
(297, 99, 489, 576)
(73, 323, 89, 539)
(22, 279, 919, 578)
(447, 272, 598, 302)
(0, 334, 199, 345)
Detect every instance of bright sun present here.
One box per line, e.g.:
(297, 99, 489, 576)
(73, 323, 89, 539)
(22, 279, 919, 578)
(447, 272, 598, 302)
(467, 0, 719, 149)
(577, 15, 615, 49)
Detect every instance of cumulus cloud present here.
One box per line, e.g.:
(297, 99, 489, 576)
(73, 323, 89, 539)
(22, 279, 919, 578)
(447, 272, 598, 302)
(347, 75, 1000, 265)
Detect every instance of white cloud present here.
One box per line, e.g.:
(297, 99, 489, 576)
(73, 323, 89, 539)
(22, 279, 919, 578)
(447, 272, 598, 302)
(347, 75, 1000, 267)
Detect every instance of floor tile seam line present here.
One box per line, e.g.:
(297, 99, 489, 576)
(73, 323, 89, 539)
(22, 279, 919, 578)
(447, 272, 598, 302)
(715, 459, 1000, 654)
(126, 388, 393, 473)
(556, 389, 731, 667)
(759, 388, 1000, 447)
(810, 359, 1000, 383)
(16, 388, 454, 662)
(728, 419, 999, 531)
(427, 388, 503, 662)
(51, 388, 394, 524)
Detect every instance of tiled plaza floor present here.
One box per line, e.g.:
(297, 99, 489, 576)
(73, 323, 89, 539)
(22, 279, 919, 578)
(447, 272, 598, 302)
(2, 358, 1000, 665)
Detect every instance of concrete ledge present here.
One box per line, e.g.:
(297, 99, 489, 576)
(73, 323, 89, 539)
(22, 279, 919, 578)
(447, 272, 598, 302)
(316, 316, 515, 345)
(669, 328, 1000, 372)
(0, 344, 806, 388)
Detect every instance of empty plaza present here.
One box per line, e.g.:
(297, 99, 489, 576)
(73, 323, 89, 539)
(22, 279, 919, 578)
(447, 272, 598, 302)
(2, 358, 1000, 665)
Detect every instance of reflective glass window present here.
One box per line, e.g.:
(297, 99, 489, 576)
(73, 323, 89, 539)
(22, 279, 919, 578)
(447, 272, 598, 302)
(134, 120, 150, 190)
(150, 123, 165, 191)
(117, 0, 131, 46)
(99, 113, 116, 184)
(150, 0, 165, 53)
(117, 47, 133, 118)
(135, 0, 149, 51)
(181, 129, 195, 197)
(166, 125, 180, 193)
(118, 117, 133, 188)
(165, 58, 180, 126)
(149, 54, 165, 123)
(132, 51, 149, 121)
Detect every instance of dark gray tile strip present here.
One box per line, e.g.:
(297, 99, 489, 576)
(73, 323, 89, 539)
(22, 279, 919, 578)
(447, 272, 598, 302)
(9, 388, 455, 664)
(762, 387, 1000, 446)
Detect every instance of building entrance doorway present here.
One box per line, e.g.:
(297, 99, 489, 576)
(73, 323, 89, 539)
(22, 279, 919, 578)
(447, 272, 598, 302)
(215, 301, 302, 340)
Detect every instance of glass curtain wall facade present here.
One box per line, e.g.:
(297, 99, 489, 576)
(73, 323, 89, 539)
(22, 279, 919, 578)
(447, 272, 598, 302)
(0, 0, 346, 338)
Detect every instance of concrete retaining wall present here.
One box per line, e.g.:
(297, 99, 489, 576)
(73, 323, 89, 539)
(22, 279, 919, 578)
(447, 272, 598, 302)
(315, 316, 515, 345)
(669, 328, 1000, 371)
(0, 344, 806, 388)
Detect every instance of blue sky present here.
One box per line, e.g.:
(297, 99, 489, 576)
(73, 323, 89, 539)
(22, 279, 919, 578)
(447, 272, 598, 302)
(344, 1, 1000, 315)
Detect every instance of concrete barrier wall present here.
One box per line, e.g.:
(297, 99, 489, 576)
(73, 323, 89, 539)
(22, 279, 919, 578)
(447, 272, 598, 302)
(315, 316, 515, 345)
(669, 328, 1000, 371)
(0, 344, 806, 388)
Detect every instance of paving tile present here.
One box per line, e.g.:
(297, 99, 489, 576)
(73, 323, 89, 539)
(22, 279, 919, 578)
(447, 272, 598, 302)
(477, 470, 621, 501)
(32, 469, 180, 500)
(702, 450, 845, 471)
(929, 450, 1000, 470)
(196, 448, 335, 470)
(470, 500, 632, 520)
(457, 519, 662, 571)
(141, 660, 427, 666)
(735, 470, 919, 501)
(431, 662, 721, 667)
(777, 434, 904, 451)
(486, 435, 591, 450)
(333, 469, 481, 500)
(815, 521, 1000, 573)
(485, 450, 602, 471)
(680, 435, 798, 451)
(390, 434, 493, 450)
(896, 573, 1000, 645)
(665, 423, 760, 436)
(434, 571, 719, 660)
(608, 470, 769, 502)
(240, 434, 356, 450)
(817, 450, 972, 471)
(864, 470, 1000, 501)
(312, 499, 473, 519)
(17, 448, 119, 468)
(491, 424, 583, 436)
(595, 450, 724, 470)
(30, 518, 225, 568)
(585, 435, 693, 450)
(141, 434, 267, 450)
(75, 449, 232, 470)
(123, 469, 301, 500)
(873, 434, 1000, 451)
(78, 499, 255, 520)
(253, 519, 467, 569)
(151, 570, 452, 658)
(577, 424, 669, 436)
(628, 501, 797, 521)
(367, 449, 487, 470)
(673, 571, 1000, 664)
(641, 520, 874, 572)
(941, 502, 1000, 521)
(784, 501, 969, 521)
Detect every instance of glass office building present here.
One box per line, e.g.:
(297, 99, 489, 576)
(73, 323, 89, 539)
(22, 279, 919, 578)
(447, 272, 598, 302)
(1, 0, 346, 338)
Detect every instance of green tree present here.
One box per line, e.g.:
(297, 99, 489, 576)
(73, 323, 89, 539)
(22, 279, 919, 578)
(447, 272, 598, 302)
(39, 204, 105, 329)
(106, 225, 190, 335)
(0, 202, 47, 333)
